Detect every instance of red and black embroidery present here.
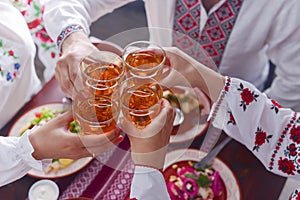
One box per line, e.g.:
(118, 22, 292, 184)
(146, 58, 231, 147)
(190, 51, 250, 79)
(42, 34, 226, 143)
(286, 144, 298, 157)
(237, 83, 259, 111)
(227, 111, 236, 125)
(278, 157, 296, 175)
(271, 99, 282, 114)
(290, 125, 300, 144)
(173, 0, 244, 68)
(269, 112, 297, 171)
(289, 189, 300, 200)
(210, 76, 231, 122)
(253, 127, 272, 152)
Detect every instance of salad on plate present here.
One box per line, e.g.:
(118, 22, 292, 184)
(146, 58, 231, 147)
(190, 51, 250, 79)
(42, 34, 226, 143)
(19, 107, 81, 174)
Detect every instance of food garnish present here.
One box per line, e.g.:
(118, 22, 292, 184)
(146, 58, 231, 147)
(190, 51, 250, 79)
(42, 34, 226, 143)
(163, 90, 204, 114)
(44, 158, 75, 174)
(19, 106, 82, 174)
(166, 161, 222, 200)
(20, 108, 63, 136)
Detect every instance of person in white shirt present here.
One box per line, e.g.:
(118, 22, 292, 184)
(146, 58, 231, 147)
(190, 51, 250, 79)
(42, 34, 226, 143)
(0, 0, 59, 129)
(43, 0, 300, 110)
(149, 47, 300, 200)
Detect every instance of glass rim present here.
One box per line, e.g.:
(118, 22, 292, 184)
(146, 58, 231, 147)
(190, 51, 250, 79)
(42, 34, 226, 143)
(85, 79, 120, 90)
(80, 52, 125, 83)
(122, 40, 166, 73)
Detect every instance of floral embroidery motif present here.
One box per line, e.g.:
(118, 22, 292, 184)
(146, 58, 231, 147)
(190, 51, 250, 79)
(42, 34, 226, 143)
(271, 99, 282, 114)
(227, 111, 236, 125)
(278, 157, 296, 175)
(286, 144, 298, 157)
(0, 40, 21, 82)
(289, 189, 300, 200)
(252, 127, 272, 152)
(11, 0, 58, 60)
(290, 125, 300, 144)
(237, 83, 259, 111)
(269, 112, 297, 171)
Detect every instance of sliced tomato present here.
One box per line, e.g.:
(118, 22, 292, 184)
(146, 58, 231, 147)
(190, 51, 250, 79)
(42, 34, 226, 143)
(35, 112, 42, 118)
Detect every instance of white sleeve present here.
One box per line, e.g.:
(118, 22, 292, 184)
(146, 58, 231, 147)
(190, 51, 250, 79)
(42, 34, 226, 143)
(130, 166, 170, 200)
(0, 131, 43, 187)
(212, 77, 300, 179)
(43, 0, 136, 42)
(264, 0, 300, 110)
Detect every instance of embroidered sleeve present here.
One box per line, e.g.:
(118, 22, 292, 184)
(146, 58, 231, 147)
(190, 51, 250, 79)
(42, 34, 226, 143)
(289, 188, 300, 200)
(212, 77, 300, 179)
(56, 24, 85, 53)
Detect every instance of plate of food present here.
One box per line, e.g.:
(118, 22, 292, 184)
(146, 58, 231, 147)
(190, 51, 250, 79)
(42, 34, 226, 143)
(163, 87, 211, 143)
(163, 148, 241, 200)
(8, 102, 93, 179)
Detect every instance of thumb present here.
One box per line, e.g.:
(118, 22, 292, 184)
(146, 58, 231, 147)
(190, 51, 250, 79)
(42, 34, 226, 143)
(54, 110, 74, 126)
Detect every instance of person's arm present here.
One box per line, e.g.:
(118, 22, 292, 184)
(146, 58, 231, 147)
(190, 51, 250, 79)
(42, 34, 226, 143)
(43, 0, 136, 51)
(0, 131, 43, 187)
(43, 0, 134, 98)
(120, 99, 175, 200)
(212, 77, 300, 179)
(0, 111, 123, 187)
(165, 47, 300, 179)
(264, 0, 300, 110)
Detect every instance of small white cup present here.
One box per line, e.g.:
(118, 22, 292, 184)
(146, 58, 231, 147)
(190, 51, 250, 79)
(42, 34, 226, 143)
(28, 179, 59, 200)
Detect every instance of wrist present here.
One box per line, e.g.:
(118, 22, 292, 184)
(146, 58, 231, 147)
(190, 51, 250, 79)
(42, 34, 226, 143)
(130, 146, 167, 170)
(57, 24, 85, 53)
(28, 131, 43, 160)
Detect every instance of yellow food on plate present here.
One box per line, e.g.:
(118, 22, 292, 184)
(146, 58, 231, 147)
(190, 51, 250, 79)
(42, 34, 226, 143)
(45, 159, 75, 174)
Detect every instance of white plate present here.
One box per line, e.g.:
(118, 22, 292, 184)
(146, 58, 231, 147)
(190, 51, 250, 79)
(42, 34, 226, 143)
(8, 103, 93, 179)
(164, 148, 241, 200)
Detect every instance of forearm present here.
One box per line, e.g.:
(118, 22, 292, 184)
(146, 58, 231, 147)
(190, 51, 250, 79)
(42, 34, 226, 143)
(44, 0, 136, 46)
(165, 48, 225, 102)
(214, 77, 300, 178)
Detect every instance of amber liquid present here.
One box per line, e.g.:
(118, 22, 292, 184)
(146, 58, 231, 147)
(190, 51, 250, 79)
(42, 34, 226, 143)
(125, 50, 164, 78)
(83, 63, 123, 97)
(74, 96, 118, 134)
(122, 82, 163, 128)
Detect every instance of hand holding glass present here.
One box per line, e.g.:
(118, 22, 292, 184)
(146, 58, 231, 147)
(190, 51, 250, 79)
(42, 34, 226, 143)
(80, 51, 124, 97)
(120, 77, 163, 129)
(73, 90, 120, 135)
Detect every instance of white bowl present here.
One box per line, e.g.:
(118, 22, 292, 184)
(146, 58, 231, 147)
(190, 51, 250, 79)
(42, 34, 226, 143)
(28, 179, 59, 200)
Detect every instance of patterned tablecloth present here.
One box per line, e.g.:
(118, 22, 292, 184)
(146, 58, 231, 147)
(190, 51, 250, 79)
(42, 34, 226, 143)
(58, 139, 135, 200)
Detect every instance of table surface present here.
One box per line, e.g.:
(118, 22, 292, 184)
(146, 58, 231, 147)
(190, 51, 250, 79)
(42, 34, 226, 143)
(0, 77, 287, 200)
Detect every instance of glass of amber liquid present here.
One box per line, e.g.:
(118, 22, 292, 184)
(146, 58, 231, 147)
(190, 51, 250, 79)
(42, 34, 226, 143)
(120, 77, 163, 129)
(73, 90, 120, 135)
(80, 50, 124, 97)
(122, 41, 166, 80)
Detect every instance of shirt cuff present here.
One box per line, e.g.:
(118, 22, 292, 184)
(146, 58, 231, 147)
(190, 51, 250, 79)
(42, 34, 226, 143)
(17, 130, 43, 171)
(57, 24, 85, 53)
(130, 166, 170, 200)
(209, 76, 231, 129)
